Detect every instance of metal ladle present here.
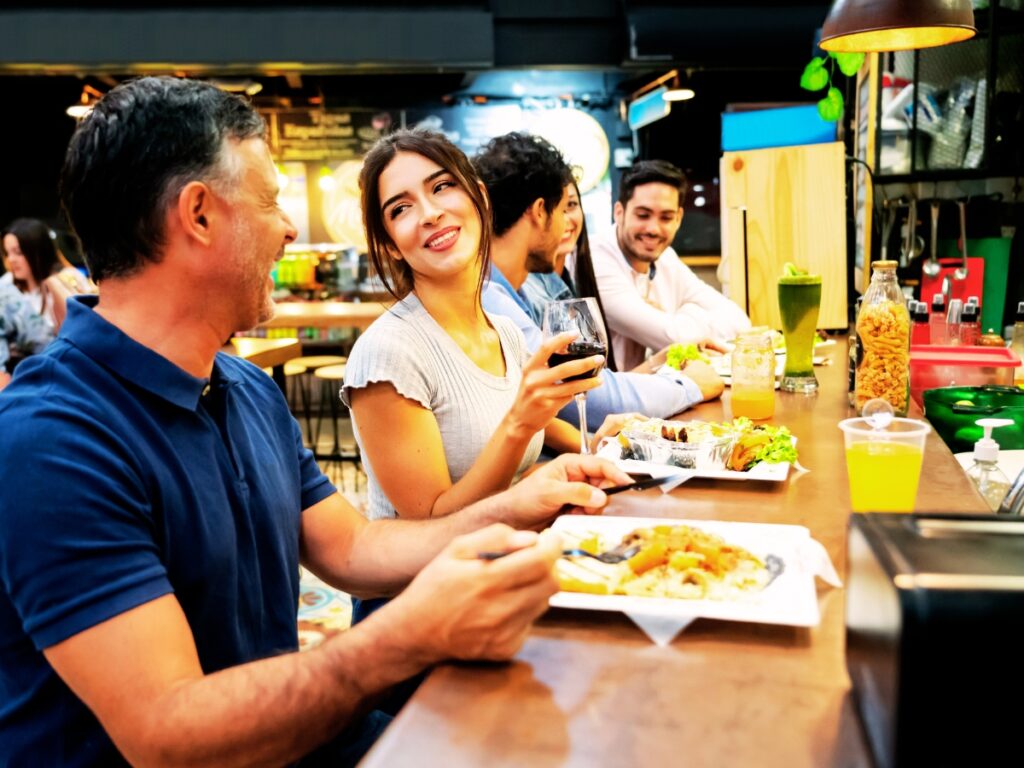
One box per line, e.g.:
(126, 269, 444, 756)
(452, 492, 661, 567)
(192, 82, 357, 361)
(954, 199, 969, 280)
(901, 196, 925, 268)
(923, 200, 941, 278)
(880, 201, 898, 263)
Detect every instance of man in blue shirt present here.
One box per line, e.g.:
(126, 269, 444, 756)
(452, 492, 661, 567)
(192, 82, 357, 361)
(0, 279, 53, 389)
(0, 77, 629, 767)
(472, 133, 724, 436)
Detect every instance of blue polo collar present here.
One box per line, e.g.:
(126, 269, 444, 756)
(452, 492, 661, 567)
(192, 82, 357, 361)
(61, 296, 242, 411)
(485, 265, 533, 316)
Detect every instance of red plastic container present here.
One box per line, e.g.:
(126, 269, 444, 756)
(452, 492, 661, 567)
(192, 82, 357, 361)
(909, 345, 1021, 406)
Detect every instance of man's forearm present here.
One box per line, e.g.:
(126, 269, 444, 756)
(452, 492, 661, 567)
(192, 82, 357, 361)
(318, 496, 506, 598)
(128, 616, 428, 768)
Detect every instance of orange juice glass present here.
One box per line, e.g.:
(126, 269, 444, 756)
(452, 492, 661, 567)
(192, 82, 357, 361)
(731, 329, 775, 420)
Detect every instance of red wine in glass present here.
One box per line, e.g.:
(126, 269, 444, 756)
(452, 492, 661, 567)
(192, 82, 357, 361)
(548, 340, 607, 381)
(541, 298, 609, 454)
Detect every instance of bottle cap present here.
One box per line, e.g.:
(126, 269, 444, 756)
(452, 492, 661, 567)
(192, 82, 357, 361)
(1017, 301, 1024, 321)
(962, 303, 977, 321)
(974, 418, 1014, 462)
(872, 260, 898, 270)
(932, 293, 946, 310)
(967, 295, 980, 306)
(863, 398, 895, 431)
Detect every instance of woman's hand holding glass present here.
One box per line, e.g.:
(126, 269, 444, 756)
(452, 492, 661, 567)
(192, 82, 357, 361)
(504, 330, 604, 442)
(542, 298, 609, 455)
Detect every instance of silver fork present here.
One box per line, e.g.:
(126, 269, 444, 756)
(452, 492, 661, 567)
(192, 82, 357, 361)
(765, 554, 785, 585)
(560, 544, 641, 564)
(477, 542, 640, 563)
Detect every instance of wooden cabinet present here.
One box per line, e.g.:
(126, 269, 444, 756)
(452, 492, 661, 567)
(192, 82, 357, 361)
(720, 141, 849, 330)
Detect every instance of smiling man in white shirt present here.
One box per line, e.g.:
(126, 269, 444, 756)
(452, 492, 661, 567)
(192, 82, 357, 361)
(592, 160, 751, 371)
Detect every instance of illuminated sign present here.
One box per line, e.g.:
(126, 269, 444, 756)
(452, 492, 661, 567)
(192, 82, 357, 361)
(627, 86, 670, 130)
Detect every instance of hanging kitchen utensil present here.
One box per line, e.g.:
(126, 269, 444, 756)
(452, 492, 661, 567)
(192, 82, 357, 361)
(881, 200, 899, 264)
(954, 199, 970, 280)
(921, 254, 985, 311)
(899, 198, 924, 267)
(923, 200, 942, 278)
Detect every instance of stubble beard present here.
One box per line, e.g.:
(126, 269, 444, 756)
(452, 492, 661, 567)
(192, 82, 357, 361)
(231, 216, 277, 330)
(525, 246, 556, 274)
(617, 226, 664, 267)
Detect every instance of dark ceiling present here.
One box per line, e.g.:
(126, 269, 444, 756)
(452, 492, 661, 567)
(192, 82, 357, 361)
(0, 1, 837, 227)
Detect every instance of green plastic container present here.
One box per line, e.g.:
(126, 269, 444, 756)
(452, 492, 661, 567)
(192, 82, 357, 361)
(923, 385, 1024, 454)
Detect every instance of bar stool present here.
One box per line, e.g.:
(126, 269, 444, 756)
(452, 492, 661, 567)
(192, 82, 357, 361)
(312, 363, 361, 490)
(261, 361, 310, 427)
(291, 355, 347, 447)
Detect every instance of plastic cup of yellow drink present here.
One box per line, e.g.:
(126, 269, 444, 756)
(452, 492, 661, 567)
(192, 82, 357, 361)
(838, 417, 931, 512)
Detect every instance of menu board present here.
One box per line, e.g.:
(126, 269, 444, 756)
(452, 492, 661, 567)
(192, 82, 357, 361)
(264, 108, 393, 162)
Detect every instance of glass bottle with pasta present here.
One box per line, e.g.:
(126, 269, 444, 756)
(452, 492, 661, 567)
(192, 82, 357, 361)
(854, 260, 911, 416)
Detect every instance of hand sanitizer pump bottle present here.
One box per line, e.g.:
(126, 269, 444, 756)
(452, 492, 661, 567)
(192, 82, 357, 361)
(966, 418, 1013, 512)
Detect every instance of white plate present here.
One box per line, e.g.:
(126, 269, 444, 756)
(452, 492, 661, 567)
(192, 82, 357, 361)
(549, 516, 824, 627)
(596, 440, 792, 482)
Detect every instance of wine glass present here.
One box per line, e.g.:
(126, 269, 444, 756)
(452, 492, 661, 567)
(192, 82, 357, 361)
(542, 297, 608, 454)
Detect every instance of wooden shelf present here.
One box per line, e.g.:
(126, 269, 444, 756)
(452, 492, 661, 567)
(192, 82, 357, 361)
(679, 254, 721, 267)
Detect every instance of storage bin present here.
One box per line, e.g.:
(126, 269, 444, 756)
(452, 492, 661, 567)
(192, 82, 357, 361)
(922, 385, 1024, 454)
(909, 344, 1019, 407)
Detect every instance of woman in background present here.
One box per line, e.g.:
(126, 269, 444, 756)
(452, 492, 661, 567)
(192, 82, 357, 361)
(1, 218, 94, 332)
(520, 179, 620, 370)
(1, 219, 60, 317)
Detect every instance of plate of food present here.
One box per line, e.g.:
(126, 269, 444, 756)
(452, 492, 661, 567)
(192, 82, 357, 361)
(550, 516, 829, 627)
(597, 417, 798, 482)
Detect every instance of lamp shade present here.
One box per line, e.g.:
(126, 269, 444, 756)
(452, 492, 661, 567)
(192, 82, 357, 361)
(820, 0, 976, 52)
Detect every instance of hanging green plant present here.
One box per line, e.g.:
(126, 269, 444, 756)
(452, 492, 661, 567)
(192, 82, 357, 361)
(800, 51, 865, 121)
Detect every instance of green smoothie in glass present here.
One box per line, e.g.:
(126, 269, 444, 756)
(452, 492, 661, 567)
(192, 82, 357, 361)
(778, 263, 821, 393)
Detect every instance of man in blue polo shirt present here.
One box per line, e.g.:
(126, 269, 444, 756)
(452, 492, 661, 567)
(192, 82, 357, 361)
(0, 77, 629, 767)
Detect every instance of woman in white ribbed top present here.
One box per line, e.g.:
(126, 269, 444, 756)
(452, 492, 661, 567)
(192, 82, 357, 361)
(342, 129, 604, 523)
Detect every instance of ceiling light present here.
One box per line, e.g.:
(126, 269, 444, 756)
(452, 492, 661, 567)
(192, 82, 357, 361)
(207, 78, 264, 96)
(66, 84, 104, 120)
(820, 0, 976, 53)
(663, 88, 696, 102)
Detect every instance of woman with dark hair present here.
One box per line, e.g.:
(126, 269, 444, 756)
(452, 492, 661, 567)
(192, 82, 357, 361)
(1, 218, 94, 332)
(520, 178, 622, 372)
(341, 128, 604, 527)
(1, 218, 60, 316)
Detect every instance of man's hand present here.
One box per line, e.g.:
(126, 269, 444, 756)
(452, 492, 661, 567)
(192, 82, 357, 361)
(588, 412, 646, 454)
(379, 524, 562, 664)
(679, 360, 725, 401)
(498, 454, 632, 530)
(0, 371, 10, 391)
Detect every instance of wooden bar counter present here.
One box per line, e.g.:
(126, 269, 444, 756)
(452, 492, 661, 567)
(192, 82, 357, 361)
(362, 343, 988, 768)
(259, 300, 388, 330)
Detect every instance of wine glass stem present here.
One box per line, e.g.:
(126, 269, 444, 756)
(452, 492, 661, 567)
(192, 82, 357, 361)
(576, 393, 590, 455)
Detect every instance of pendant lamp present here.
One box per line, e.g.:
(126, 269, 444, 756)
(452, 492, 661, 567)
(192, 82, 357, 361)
(820, 0, 976, 52)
